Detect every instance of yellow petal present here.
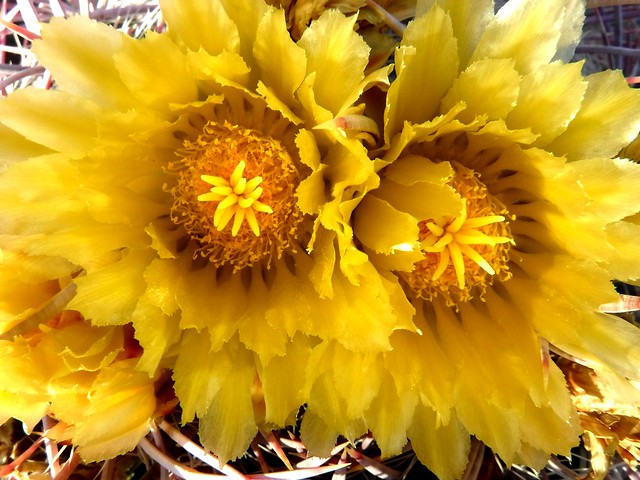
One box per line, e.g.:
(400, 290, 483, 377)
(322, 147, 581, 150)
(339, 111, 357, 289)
(33, 16, 134, 109)
(605, 220, 640, 281)
(0, 123, 54, 163)
(385, 154, 455, 186)
(353, 195, 420, 258)
(552, 0, 586, 62)
(158, 0, 240, 56)
(0, 89, 98, 157)
(298, 10, 369, 115)
(299, 410, 339, 458)
(417, 0, 493, 67)
(366, 372, 417, 457)
(198, 338, 257, 463)
(0, 391, 49, 431)
(471, 0, 564, 74)
(506, 61, 587, 145)
(547, 70, 640, 160)
(385, 5, 459, 141)
(188, 50, 251, 90)
(258, 335, 311, 426)
(374, 178, 461, 221)
(114, 32, 198, 110)
(66, 363, 156, 462)
(408, 403, 470, 480)
(174, 261, 242, 352)
(69, 249, 155, 326)
(253, 7, 307, 107)
(563, 158, 640, 222)
(441, 58, 521, 123)
(238, 271, 289, 363)
(173, 329, 236, 425)
(218, 0, 269, 75)
(132, 295, 181, 374)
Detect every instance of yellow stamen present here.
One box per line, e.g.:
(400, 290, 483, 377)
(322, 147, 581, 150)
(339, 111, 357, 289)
(199, 160, 273, 237)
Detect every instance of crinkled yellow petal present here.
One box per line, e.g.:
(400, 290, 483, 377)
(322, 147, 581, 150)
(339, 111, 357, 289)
(0, 123, 53, 163)
(354, 195, 421, 261)
(547, 70, 640, 160)
(471, 0, 564, 74)
(258, 334, 311, 426)
(188, 51, 251, 93)
(238, 267, 290, 362)
(299, 410, 339, 458)
(308, 227, 337, 298)
(552, 0, 586, 62)
(32, 16, 134, 109)
(172, 259, 243, 352)
(0, 262, 59, 323)
(374, 178, 461, 221)
(605, 220, 640, 281)
(385, 5, 459, 141)
(0, 151, 163, 235)
(296, 72, 334, 125)
(366, 372, 417, 457)
(306, 256, 416, 350)
(506, 61, 587, 145)
(298, 10, 369, 115)
(114, 32, 198, 111)
(560, 158, 640, 223)
(173, 330, 230, 424)
(218, 0, 269, 65)
(417, 0, 493, 68)
(61, 363, 156, 462)
(385, 153, 454, 186)
(408, 403, 470, 480)
(0, 89, 98, 157)
(519, 256, 640, 381)
(42, 321, 123, 373)
(158, 0, 240, 56)
(0, 391, 49, 431)
(304, 370, 367, 441)
(386, 326, 455, 421)
(441, 58, 521, 123)
(69, 249, 155, 326)
(3, 225, 147, 276)
(332, 345, 384, 420)
(516, 360, 582, 459)
(255, 81, 303, 124)
(132, 296, 181, 374)
(0, 248, 75, 285)
(198, 338, 258, 463)
(253, 7, 307, 108)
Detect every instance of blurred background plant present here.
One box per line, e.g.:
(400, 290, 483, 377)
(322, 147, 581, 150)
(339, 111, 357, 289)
(1, 1, 640, 479)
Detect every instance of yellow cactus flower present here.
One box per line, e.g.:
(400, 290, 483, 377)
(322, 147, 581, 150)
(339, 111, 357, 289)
(349, 0, 640, 478)
(0, 0, 411, 463)
(0, 263, 157, 462)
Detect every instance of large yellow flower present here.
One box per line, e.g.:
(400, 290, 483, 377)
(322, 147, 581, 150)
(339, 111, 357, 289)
(0, 0, 412, 462)
(347, 0, 640, 478)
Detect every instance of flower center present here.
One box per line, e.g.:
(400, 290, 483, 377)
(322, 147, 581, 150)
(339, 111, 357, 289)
(401, 163, 514, 306)
(168, 120, 305, 270)
(198, 160, 273, 237)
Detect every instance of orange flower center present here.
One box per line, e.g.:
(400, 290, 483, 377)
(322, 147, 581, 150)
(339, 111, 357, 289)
(168, 120, 305, 270)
